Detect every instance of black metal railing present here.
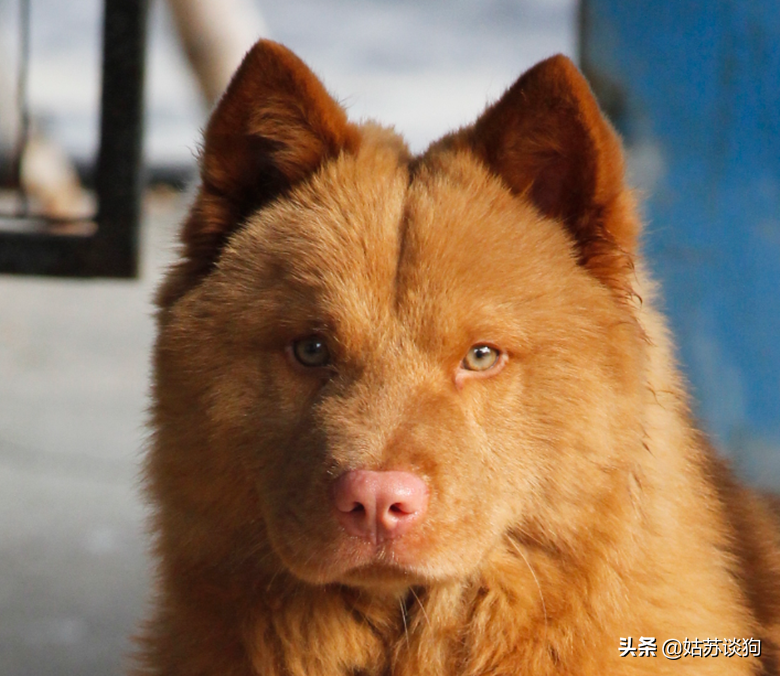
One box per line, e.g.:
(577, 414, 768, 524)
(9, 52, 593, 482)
(0, 0, 148, 278)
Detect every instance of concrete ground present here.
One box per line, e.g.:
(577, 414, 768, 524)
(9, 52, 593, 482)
(0, 2, 577, 674)
(0, 195, 181, 676)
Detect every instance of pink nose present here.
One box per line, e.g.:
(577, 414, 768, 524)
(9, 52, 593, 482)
(332, 470, 428, 543)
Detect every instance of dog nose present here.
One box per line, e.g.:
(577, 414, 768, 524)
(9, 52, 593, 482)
(332, 470, 428, 543)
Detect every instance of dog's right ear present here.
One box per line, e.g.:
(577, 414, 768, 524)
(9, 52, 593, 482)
(425, 56, 638, 300)
(163, 40, 360, 307)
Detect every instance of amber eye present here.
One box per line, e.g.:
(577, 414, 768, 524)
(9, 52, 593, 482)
(292, 336, 331, 367)
(462, 344, 500, 372)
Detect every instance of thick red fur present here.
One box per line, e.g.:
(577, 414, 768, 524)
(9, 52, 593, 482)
(137, 40, 780, 676)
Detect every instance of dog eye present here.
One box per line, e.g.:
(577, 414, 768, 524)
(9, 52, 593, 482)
(462, 345, 500, 371)
(292, 336, 331, 367)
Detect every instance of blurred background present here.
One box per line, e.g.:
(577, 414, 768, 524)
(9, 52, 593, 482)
(0, 1, 777, 675)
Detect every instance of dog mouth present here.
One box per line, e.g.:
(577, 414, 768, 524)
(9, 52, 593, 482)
(270, 518, 431, 588)
(322, 536, 429, 585)
(321, 539, 439, 590)
(339, 559, 425, 589)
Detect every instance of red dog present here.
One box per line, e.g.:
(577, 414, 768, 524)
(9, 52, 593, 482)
(136, 40, 780, 675)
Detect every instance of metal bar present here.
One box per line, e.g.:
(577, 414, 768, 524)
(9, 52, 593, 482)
(0, 0, 149, 278)
(0, 232, 94, 277)
(91, 0, 149, 278)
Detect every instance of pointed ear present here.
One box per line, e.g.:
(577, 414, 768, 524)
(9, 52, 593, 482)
(172, 40, 360, 297)
(463, 55, 638, 291)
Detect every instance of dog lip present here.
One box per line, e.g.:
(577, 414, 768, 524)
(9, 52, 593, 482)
(328, 536, 422, 577)
(287, 542, 423, 587)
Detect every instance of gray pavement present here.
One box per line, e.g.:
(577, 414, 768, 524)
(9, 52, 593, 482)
(0, 197, 180, 676)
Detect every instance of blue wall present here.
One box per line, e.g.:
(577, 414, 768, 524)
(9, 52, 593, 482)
(580, 1, 780, 486)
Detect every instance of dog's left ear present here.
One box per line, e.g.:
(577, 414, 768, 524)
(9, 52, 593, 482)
(460, 55, 638, 290)
(160, 40, 360, 309)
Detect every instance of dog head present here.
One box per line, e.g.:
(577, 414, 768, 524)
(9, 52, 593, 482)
(151, 41, 646, 592)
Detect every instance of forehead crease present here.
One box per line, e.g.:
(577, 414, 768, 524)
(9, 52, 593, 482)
(272, 150, 410, 331)
(395, 167, 487, 304)
(404, 158, 550, 276)
(393, 156, 556, 346)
